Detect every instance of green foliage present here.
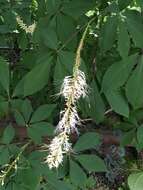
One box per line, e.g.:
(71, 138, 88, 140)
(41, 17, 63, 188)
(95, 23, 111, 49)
(0, 0, 143, 189)
(128, 172, 143, 190)
(76, 154, 107, 172)
(74, 132, 100, 152)
(2, 125, 15, 144)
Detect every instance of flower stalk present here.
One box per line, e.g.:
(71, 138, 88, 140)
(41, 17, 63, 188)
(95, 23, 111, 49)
(46, 18, 95, 169)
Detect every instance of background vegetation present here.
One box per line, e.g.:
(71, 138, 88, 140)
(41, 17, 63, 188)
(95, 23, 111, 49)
(0, 0, 143, 189)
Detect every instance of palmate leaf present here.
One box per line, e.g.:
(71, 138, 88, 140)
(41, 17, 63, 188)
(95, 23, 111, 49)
(13, 56, 52, 97)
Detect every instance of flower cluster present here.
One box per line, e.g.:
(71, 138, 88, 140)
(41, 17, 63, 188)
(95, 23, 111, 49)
(61, 70, 87, 102)
(45, 132, 71, 169)
(16, 16, 36, 34)
(45, 70, 87, 169)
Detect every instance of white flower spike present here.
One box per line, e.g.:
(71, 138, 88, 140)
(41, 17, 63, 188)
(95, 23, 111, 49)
(45, 17, 94, 169)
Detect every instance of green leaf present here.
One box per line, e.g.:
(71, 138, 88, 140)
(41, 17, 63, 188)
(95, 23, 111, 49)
(0, 100, 8, 115)
(56, 13, 77, 49)
(126, 11, 143, 48)
(120, 129, 135, 146)
(74, 132, 100, 152)
(48, 176, 73, 190)
(105, 89, 129, 117)
(136, 0, 143, 9)
(99, 16, 118, 52)
(54, 51, 74, 89)
(0, 56, 9, 93)
(89, 80, 105, 123)
(126, 56, 143, 109)
(30, 104, 56, 123)
(46, 0, 61, 14)
(42, 27, 58, 49)
(18, 168, 40, 190)
(70, 160, 87, 187)
(13, 56, 52, 97)
(102, 54, 137, 93)
(2, 124, 15, 144)
(13, 78, 24, 97)
(14, 110, 26, 126)
(118, 0, 132, 10)
(0, 147, 10, 165)
(34, 19, 58, 49)
(76, 154, 107, 172)
(21, 99, 33, 123)
(79, 80, 105, 124)
(27, 122, 54, 143)
(128, 172, 143, 190)
(57, 157, 68, 179)
(118, 19, 130, 59)
(18, 32, 28, 50)
(63, 0, 95, 19)
(137, 126, 143, 149)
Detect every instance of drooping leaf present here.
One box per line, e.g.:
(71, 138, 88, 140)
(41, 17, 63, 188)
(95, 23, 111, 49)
(74, 132, 100, 152)
(118, 19, 130, 59)
(99, 16, 118, 52)
(76, 154, 107, 172)
(126, 56, 143, 109)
